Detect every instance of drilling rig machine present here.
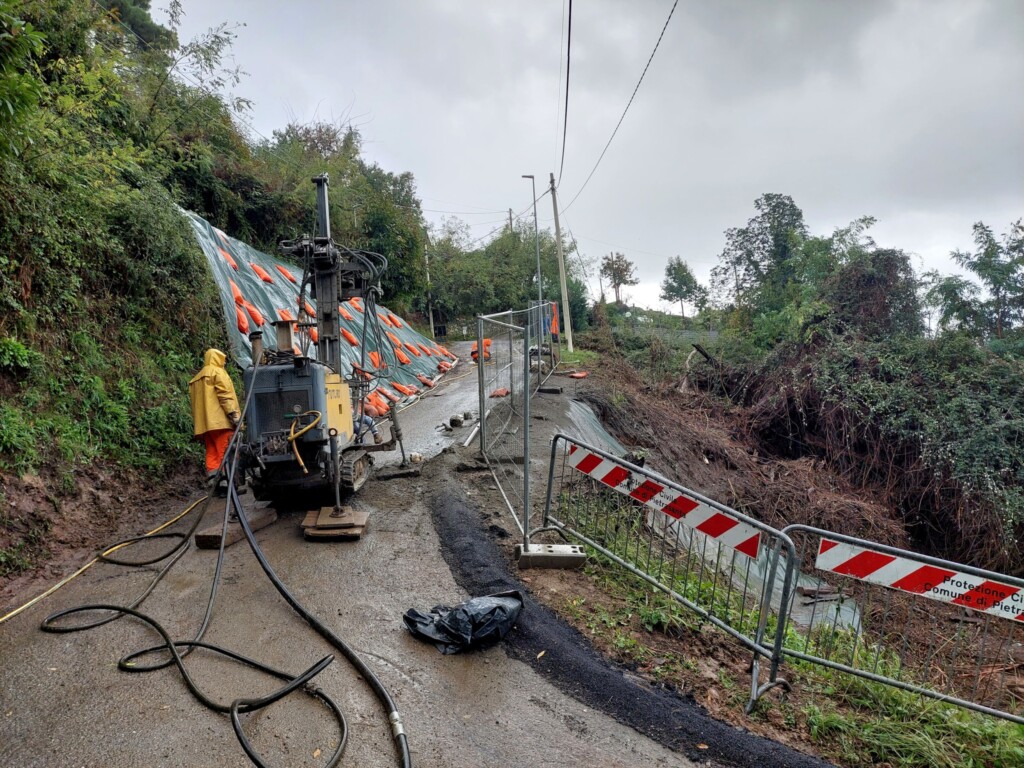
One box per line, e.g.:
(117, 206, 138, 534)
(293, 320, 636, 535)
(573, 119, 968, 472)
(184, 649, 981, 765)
(240, 174, 405, 514)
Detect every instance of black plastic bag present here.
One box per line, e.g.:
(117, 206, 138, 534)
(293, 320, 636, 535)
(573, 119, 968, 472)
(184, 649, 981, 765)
(403, 590, 523, 654)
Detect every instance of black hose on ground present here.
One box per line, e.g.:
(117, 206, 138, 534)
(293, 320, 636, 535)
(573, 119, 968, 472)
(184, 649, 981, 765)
(228, 481, 411, 767)
(39, 350, 412, 767)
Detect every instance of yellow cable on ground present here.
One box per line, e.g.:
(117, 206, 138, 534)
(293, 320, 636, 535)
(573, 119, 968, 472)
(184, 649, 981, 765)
(0, 496, 208, 626)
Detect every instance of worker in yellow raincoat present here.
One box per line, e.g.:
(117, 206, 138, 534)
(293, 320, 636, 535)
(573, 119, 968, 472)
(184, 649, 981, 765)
(189, 349, 241, 482)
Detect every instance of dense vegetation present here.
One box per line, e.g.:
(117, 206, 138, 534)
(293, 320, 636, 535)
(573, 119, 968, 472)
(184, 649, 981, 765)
(0, 0, 438, 483)
(425, 216, 590, 337)
(592, 196, 1024, 573)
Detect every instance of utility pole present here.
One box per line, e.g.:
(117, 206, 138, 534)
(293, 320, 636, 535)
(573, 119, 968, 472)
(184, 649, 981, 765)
(522, 175, 542, 305)
(549, 173, 573, 352)
(423, 233, 435, 339)
(508, 208, 514, 233)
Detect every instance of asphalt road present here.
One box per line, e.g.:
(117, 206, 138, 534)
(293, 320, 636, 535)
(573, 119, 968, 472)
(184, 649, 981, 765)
(0, 346, 696, 768)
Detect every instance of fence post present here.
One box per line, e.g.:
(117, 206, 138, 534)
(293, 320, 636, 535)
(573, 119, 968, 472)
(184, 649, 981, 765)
(476, 314, 486, 456)
(746, 538, 794, 712)
(521, 306, 532, 554)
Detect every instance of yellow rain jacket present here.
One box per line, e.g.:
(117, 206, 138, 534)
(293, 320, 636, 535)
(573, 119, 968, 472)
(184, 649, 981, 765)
(189, 349, 241, 436)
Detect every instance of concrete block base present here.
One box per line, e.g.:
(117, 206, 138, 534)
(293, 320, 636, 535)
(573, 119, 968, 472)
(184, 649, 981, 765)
(516, 543, 587, 569)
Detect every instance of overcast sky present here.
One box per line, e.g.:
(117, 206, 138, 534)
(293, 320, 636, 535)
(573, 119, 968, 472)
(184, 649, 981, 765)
(166, 0, 1023, 310)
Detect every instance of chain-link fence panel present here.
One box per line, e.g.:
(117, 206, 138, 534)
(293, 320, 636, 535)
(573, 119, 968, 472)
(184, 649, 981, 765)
(781, 526, 1024, 724)
(477, 310, 528, 534)
(540, 434, 798, 710)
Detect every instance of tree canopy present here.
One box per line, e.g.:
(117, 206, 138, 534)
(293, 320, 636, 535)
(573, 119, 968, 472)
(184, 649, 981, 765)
(600, 252, 638, 304)
(659, 256, 704, 318)
(926, 220, 1024, 340)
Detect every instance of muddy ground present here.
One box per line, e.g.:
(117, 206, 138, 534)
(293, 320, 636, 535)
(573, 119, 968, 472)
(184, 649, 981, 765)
(0, 344, 834, 767)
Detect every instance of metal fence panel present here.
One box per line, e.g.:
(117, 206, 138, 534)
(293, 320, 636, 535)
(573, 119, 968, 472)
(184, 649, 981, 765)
(782, 525, 1024, 725)
(477, 312, 528, 535)
(476, 302, 557, 544)
(541, 433, 798, 710)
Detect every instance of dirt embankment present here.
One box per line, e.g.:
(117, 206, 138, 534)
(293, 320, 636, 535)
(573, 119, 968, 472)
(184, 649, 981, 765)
(576, 355, 910, 548)
(0, 464, 201, 607)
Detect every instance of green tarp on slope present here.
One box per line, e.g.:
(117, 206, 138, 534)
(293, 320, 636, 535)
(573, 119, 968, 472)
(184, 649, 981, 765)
(186, 211, 454, 400)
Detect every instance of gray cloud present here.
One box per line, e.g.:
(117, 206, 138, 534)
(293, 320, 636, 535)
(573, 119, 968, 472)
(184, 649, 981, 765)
(168, 0, 1023, 308)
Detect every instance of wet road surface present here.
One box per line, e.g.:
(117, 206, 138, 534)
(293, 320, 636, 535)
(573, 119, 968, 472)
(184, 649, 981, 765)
(0, 343, 696, 768)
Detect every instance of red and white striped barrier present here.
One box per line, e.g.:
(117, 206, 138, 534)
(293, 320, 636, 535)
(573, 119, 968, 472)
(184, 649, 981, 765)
(815, 538, 1024, 623)
(566, 444, 762, 559)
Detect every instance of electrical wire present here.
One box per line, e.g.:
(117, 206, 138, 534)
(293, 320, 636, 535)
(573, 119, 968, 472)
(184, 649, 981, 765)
(0, 497, 206, 626)
(557, 0, 573, 186)
(552, 0, 567, 175)
(561, 0, 679, 213)
(465, 192, 550, 249)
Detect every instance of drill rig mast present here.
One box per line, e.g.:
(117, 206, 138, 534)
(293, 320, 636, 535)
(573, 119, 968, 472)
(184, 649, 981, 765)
(241, 174, 403, 504)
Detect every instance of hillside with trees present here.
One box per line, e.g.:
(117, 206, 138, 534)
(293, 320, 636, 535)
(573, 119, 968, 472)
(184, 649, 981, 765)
(0, 0, 444, 571)
(591, 194, 1024, 574)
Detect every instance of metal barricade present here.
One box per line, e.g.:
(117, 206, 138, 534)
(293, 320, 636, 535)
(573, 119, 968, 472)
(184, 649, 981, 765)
(541, 433, 799, 710)
(781, 526, 1024, 724)
(476, 303, 558, 544)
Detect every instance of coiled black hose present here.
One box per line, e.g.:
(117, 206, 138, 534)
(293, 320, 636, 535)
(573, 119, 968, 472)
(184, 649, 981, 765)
(40, 351, 412, 767)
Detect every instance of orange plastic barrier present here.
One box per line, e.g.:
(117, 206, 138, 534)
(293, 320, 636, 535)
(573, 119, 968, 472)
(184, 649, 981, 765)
(349, 298, 364, 313)
(386, 331, 401, 347)
(276, 265, 298, 284)
(378, 312, 394, 328)
(391, 381, 417, 396)
(229, 279, 244, 306)
(298, 298, 315, 318)
(489, 387, 510, 398)
(378, 386, 401, 403)
(388, 314, 403, 328)
(404, 342, 422, 357)
(568, 372, 589, 379)
(218, 247, 238, 270)
(242, 300, 264, 326)
(339, 304, 354, 321)
(277, 308, 295, 322)
(368, 391, 390, 413)
(235, 305, 250, 334)
(250, 263, 275, 283)
(395, 347, 412, 365)
(369, 351, 382, 369)
(341, 328, 359, 346)
(417, 343, 433, 357)
(416, 374, 435, 388)
(308, 327, 319, 344)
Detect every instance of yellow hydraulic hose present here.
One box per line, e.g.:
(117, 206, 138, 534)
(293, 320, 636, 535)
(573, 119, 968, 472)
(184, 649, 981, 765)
(0, 496, 208, 626)
(287, 410, 322, 475)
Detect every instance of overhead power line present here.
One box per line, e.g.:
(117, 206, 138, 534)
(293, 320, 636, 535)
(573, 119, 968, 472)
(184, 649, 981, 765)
(555, 207, 596, 298)
(465, 191, 550, 248)
(557, 0, 573, 186)
(419, 207, 508, 215)
(552, 0, 567, 175)
(561, 0, 679, 213)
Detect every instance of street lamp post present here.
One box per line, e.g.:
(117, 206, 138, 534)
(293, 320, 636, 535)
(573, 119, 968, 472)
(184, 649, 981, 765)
(522, 175, 542, 305)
